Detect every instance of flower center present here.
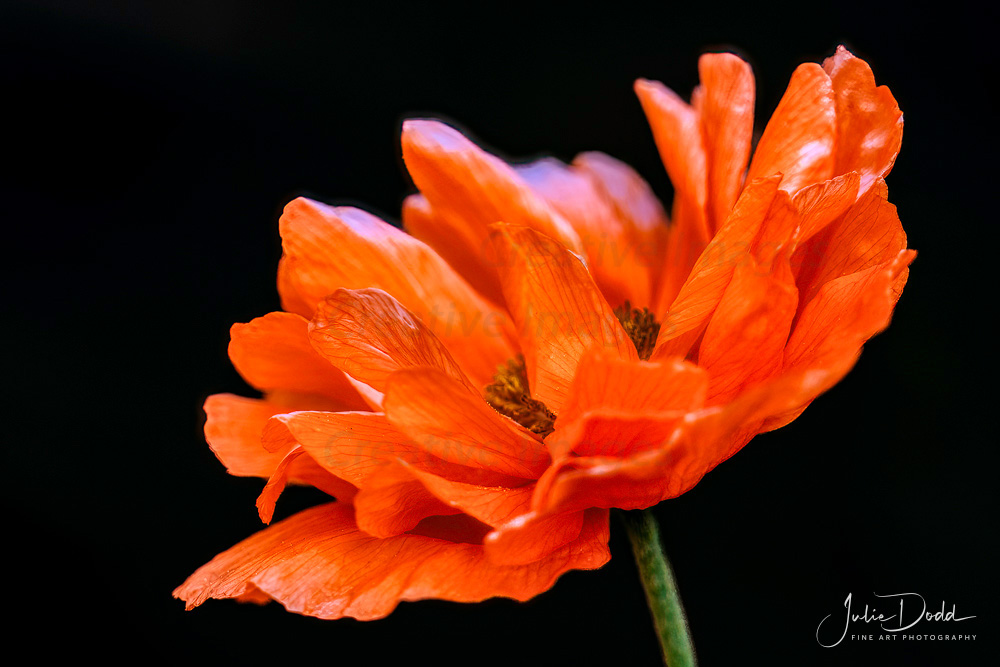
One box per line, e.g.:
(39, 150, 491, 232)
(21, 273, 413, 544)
(484, 356, 556, 438)
(614, 301, 661, 361)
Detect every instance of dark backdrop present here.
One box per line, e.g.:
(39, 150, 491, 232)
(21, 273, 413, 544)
(3, 2, 994, 664)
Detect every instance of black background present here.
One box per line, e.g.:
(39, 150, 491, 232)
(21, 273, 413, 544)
(3, 1, 994, 664)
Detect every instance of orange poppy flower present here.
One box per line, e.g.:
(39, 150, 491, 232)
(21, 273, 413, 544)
(175, 46, 911, 620)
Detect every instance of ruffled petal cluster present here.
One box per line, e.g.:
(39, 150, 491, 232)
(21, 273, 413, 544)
(176, 46, 911, 619)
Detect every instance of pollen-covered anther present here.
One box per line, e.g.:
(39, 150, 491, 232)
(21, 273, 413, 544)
(484, 355, 556, 438)
(614, 301, 661, 361)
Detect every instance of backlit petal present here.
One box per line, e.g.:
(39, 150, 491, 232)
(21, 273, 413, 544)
(491, 224, 637, 412)
(308, 288, 473, 394)
(401, 119, 584, 256)
(383, 367, 550, 478)
(824, 46, 903, 193)
(697, 52, 755, 234)
(747, 63, 836, 192)
(276, 197, 516, 388)
(229, 312, 368, 410)
(174, 503, 610, 620)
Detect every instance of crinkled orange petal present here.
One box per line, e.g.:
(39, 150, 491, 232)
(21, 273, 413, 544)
(401, 193, 506, 306)
(256, 445, 305, 525)
(203, 394, 356, 503)
(400, 119, 584, 256)
(229, 312, 368, 410)
(401, 461, 535, 527)
(653, 176, 781, 358)
(174, 503, 610, 620)
(383, 367, 550, 479)
(572, 151, 671, 300)
(747, 63, 836, 192)
(793, 178, 907, 307)
(308, 288, 474, 394)
(516, 155, 655, 307)
(270, 409, 526, 489)
(490, 224, 637, 412)
(559, 351, 708, 425)
(763, 251, 913, 432)
(754, 172, 861, 265)
(823, 46, 903, 193)
(353, 462, 461, 538)
(786, 250, 914, 378)
(548, 409, 685, 459)
(483, 510, 586, 566)
(534, 358, 859, 515)
(276, 197, 516, 388)
(696, 52, 755, 234)
(698, 257, 798, 404)
(390, 462, 585, 566)
(635, 78, 710, 244)
(265, 411, 424, 489)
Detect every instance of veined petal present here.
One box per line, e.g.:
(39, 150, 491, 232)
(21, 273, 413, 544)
(484, 510, 586, 566)
(353, 462, 461, 538)
(490, 224, 637, 412)
(785, 250, 914, 377)
(747, 63, 836, 192)
(401, 194, 506, 306)
(276, 197, 516, 388)
(635, 78, 710, 244)
(548, 409, 685, 459)
(229, 312, 368, 410)
(383, 367, 550, 479)
(174, 503, 610, 620)
(824, 46, 903, 193)
(400, 119, 584, 257)
(559, 351, 708, 425)
(698, 257, 798, 404)
(308, 288, 474, 394)
(793, 178, 907, 308)
(653, 176, 781, 358)
(203, 394, 355, 502)
(266, 411, 421, 489)
(697, 52, 755, 234)
(516, 156, 651, 307)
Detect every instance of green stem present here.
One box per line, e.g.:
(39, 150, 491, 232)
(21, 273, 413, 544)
(622, 509, 698, 667)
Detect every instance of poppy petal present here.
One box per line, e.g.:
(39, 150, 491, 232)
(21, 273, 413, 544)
(697, 52, 755, 234)
(698, 257, 799, 404)
(353, 462, 461, 538)
(229, 312, 368, 410)
(308, 288, 474, 394)
(824, 46, 903, 193)
(747, 63, 836, 192)
(276, 198, 516, 388)
(174, 503, 610, 620)
(202, 394, 354, 502)
(401, 194, 506, 306)
(516, 156, 650, 307)
(548, 410, 685, 459)
(653, 176, 781, 358)
(490, 224, 637, 412)
(635, 78, 710, 244)
(383, 367, 550, 479)
(559, 351, 708, 425)
(793, 178, 907, 307)
(484, 510, 586, 566)
(400, 119, 584, 256)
